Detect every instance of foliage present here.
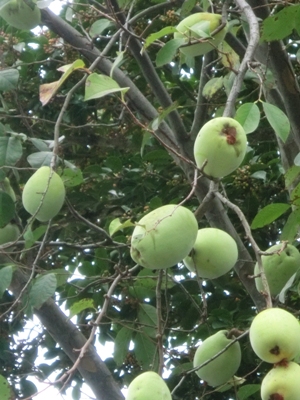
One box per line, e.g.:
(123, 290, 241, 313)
(1, 0, 300, 399)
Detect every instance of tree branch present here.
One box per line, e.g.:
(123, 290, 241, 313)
(9, 268, 125, 400)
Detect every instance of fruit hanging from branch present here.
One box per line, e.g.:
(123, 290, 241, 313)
(22, 166, 66, 222)
(193, 117, 247, 178)
(0, 0, 41, 30)
(183, 227, 238, 279)
(174, 12, 228, 57)
(126, 371, 172, 400)
(193, 330, 241, 387)
(130, 204, 198, 269)
(249, 308, 300, 364)
(261, 361, 300, 400)
(0, 223, 20, 245)
(254, 243, 300, 296)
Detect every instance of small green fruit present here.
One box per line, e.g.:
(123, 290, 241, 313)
(194, 117, 247, 178)
(183, 228, 238, 279)
(261, 361, 300, 400)
(193, 330, 241, 387)
(254, 243, 300, 296)
(130, 204, 198, 269)
(174, 12, 227, 57)
(0, 0, 41, 30)
(22, 166, 66, 222)
(249, 308, 300, 364)
(126, 371, 171, 400)
(0, 223, 20, 245)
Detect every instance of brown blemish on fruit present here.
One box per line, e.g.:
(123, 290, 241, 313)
(270, 345, 280, 355)
(270, 394, 284, 400)
(222, 125, 237, 145)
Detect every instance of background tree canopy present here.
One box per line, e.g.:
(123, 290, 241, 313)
(1, 0, 300, 399)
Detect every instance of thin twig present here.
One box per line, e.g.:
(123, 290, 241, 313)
(223, 0, 260, 117)
(214, 190, 272, 308)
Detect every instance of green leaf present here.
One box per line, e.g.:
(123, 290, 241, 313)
(0, 192, 15, 228)
(261, 5, 300, 42)
(180, 0, 197, 17)
(202, 77, 224, 100)
(281, 208, 300, 243)
(110, 51, 125, 78)
(237, 384, 261, 400)
(109, 217, 134, 236)
(262, 102, 290, 143)
(105, 156, 123, 172)
(89, 18, 113, 37)
(134, 332, 158, 370)
(189, 20, 211, 38)
(0, 136, 23, 166)
(150, 102, 179, 130)
(251, 170, 267, 180)
(39, 59, 85, 106)
(29, 138, 50, 152)
(234, 103, 260, 134)
(27, 273, 57, 311)
(293, 153, 300, 167)
(114, 326, 132, 366)
(144, 26, 178, 49)
(138, 303, 157, 338)
(251, 203, 291, 229)
(52, 269, 71, 288)
(291, 182, 300, 207)
(69, 298, 96, 318)
(84, 73, 129, 101)
(0, 265, 14, 298)
(0, 69, 19, 92)
(27, 151, 54, 168)
(23, 225, 48, 249)
(61, 168, 83, 187)
(156, 38, 186, 67)
(285, 165, 300, 188)
(0, 375, 11, 400)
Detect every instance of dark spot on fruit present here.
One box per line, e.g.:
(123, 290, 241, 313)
(270, 394, 284, 400)
(270, 345, 280, 355)
(222, 125, 237, 145)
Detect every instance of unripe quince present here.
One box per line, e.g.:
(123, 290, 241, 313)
(0, 223, 20, 245)
(126, 371, 171, 400)
(193, 330, 241, 387)
(194, 117, 247, 178)
(249, 308, 300, 364)
(261, 361, 300, 400)
(174, 12, 227, 57)
(130, 204, 198, 269)
(254, 243, 300, 296)
(22, 166, 66, 222)
(0, 0, 41, 30)
(183, 227, 238, 279)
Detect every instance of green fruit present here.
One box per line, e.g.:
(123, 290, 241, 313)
(0, 0, 41, 30)
(130, 204, 198, 269)
(174, 12, 227, 57)
(0, 178, 16, 202)
(0, 223, 20, 245)
(254, 243, 300, 296)
(261, 361, 300, 400)
(249, 308, 300, 364)
(183, 228, 238, 279)
(194, 117, 247, 178)
(22, 166, 66, 222)
(193, 330, 241, 387)
(126, 371, 171, 400)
